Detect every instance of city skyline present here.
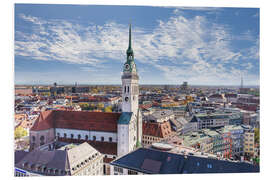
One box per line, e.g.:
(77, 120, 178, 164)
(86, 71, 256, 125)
(15, 4, 259, 86)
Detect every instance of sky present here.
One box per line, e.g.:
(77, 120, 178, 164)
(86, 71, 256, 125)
(14, 4, 259, 85)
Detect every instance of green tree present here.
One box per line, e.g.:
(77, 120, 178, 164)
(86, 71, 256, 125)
(79, 103, 90, 110)
(89, 103, 96, 110)
(254, 128, 260, 143)
(97, 103, 104, 110)
(14, 126, 28, 139)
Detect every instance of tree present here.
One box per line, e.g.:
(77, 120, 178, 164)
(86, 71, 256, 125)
(14, 126, 28, 139)
(97, 103, 104, 110)
(89, 103, 96, 110)
(104, 106, 112, 112)
(79, 103, 89, 110)
(92, 89, 98, 94)
(254, 128, 260, 144)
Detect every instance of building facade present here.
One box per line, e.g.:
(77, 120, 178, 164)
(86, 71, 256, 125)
(15, 143, 104, 176)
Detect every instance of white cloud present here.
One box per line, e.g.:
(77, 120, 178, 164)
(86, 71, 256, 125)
(15, 12, 259, 85)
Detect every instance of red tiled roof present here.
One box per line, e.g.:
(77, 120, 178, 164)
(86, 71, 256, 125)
(143, 121, 172, 138)
(31, 110, 121, 132)
(31, 110, 54, 131)
(103, 157, 114, 163)
(58, 137, 117, 155)
(88, 141, 117, 155)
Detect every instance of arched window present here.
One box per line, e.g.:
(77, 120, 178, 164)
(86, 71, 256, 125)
(109, 137, 112, 142)
(127, 86, 129, 93)
(85, 135, 88, 140)
(101, 137, 104, 141)
(40, 136, 45, 141)
(70, 134, 74, 139)
(64, 133, 67, 138)
(40, 136, 45, 146)
(32, 136, 36, 142)
(57, 133, 60, 137)
(93, 136, 96, 141)
(78, 134, 81, 140)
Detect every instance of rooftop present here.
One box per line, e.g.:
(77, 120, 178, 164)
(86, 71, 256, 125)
(111, 148, 259, 174)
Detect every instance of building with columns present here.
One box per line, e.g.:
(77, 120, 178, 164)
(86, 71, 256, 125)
(29, 24, 142, 174)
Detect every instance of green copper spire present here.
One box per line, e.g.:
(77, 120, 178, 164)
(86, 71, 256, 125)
(126, 24, 134, 60)
(129, 23, 132, 49)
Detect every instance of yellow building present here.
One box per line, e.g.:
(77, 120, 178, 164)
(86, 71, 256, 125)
(244, 131, 255, 156)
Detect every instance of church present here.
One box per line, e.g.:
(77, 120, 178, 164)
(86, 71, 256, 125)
(29, 24, 142, 161)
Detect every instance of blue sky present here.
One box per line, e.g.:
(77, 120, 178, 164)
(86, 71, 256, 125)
(14, 4, 259, 85)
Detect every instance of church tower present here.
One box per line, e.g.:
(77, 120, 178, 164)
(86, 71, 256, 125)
(121, 24, 139, 113)
(117, 24, 142, 157)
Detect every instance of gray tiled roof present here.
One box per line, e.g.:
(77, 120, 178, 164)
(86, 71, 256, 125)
(111, 148, 259, 174)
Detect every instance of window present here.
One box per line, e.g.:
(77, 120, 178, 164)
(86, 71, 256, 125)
(64, 133, 67, 138)
(85, 135, 88, 140)
(71, 134, 74, 139)
(109, 137, 112, 142)
(207, 164, 213, 168)
(40, 136, 45, 146)
(114, 166, 123, 173)
(101, 137, 104, 141)
(78, 134, 81, 140)
(128, 169, 138, 175)
(197, 162, 200, 166)
(32, 136, 36, 142)
(93, 136, 96, 141)
(57, 133, 60, 137)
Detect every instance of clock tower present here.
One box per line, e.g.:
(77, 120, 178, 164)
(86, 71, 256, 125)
(121, 24, 139, 113)
(117, 24, 142, 157)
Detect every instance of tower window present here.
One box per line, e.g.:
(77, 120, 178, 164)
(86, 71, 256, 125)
(124, 86, 126, 93)
(127, 86, 129, 93)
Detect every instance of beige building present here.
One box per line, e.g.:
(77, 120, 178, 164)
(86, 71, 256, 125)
(244, 131, 255, 156)
(15, 142, 104, 176)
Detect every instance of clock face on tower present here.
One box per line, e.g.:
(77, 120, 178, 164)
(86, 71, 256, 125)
(125, 97, 129, 102)
(125, 64, 130, 71)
